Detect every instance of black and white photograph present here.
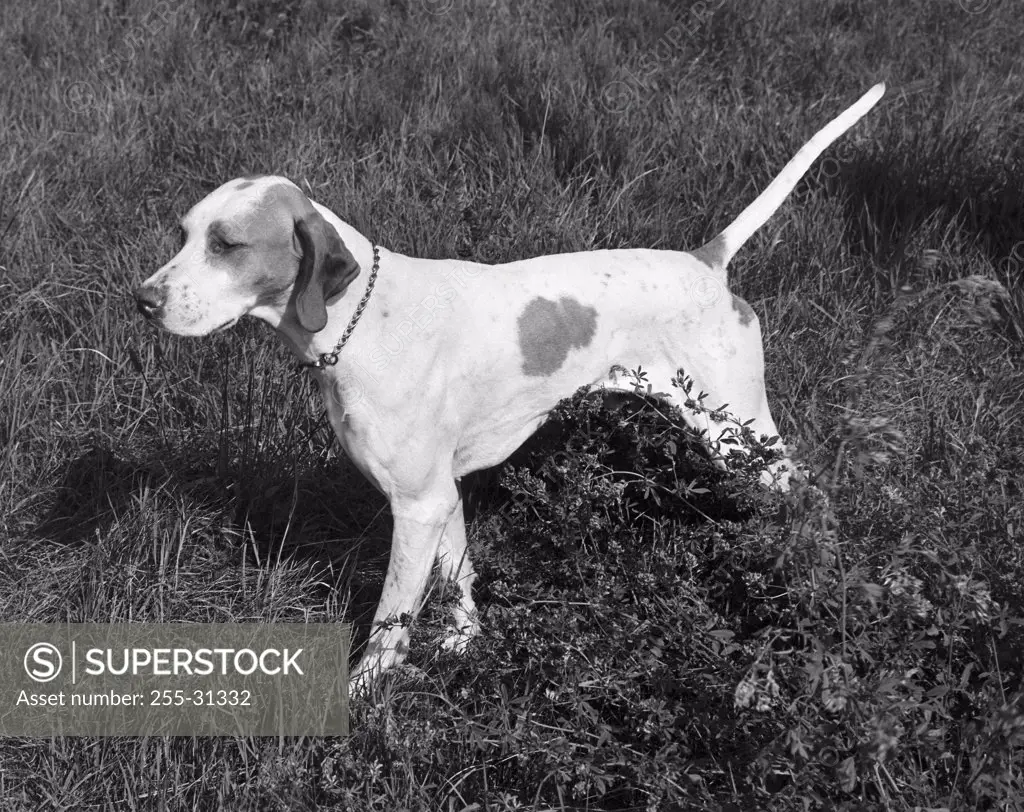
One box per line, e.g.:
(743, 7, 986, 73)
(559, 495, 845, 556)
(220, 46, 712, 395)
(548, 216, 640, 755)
(0, 0, 1022, 808)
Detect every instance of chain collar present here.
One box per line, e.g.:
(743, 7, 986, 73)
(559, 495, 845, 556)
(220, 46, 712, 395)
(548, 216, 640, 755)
(296, 245, 380, 372)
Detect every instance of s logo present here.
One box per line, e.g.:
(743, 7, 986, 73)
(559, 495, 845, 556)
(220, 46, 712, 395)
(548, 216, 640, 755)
(24, 643, 63, 683)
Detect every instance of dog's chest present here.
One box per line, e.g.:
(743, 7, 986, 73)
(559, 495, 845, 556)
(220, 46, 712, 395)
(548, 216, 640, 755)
(316, 373, 387, 486)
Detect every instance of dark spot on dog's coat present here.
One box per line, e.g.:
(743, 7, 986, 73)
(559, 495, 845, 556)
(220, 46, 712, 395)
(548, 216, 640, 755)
(234, 181, 255, 190)
(692, 234, 726, 269)
(731, 293, 755, 326)
(517, 296, 598, 376)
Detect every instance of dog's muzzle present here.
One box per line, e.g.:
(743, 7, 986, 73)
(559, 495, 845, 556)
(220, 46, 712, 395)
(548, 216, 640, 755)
(134, 285, 166, 320)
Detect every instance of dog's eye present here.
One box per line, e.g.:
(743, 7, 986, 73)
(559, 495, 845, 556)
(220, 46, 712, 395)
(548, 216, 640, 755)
(208, 235, 237, 255)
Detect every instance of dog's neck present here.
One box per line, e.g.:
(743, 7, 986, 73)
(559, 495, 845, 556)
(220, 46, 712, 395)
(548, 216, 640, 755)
(252, 207, 379, 366)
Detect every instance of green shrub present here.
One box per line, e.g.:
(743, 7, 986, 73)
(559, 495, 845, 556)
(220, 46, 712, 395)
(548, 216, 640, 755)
(328, 363, 1022, 809)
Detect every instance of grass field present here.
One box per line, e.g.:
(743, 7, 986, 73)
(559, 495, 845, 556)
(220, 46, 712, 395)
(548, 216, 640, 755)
(1, 0, 1023, 808)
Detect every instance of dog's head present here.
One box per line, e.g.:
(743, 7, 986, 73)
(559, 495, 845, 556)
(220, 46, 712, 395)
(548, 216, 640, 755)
(134, 176, 360, 336)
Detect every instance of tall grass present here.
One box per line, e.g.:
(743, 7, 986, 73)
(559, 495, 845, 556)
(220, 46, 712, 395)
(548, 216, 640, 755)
(1, 0, 1022, 808)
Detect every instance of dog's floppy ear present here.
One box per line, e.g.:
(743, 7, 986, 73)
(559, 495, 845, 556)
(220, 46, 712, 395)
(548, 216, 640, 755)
(292, 211, 361, 333)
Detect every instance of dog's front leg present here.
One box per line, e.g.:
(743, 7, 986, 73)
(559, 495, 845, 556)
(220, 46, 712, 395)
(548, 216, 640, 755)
(436, 481, 479, 652)
(349, 483, 461, 691)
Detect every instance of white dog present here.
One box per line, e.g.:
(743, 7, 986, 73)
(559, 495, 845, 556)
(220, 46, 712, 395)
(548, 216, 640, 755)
(135, 84, 884, 688)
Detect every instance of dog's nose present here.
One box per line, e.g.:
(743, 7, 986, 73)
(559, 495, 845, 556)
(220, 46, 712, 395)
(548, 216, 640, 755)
(134, 285, 166, 320)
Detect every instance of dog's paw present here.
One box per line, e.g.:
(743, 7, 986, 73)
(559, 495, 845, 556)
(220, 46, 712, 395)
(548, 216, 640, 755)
(441, 618, 480, 654)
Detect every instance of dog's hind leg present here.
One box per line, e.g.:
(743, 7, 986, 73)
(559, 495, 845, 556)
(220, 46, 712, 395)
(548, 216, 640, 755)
(682, 299, 792, 490)
(603, 326, 792, 491)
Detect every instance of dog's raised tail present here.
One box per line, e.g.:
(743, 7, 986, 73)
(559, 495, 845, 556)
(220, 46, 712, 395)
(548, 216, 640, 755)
(694, 82, 885, 273)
